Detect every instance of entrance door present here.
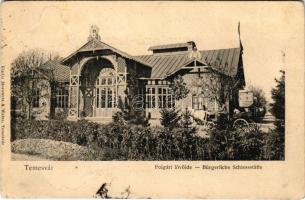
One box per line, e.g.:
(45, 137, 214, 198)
(94, 86, 116, 117)
(93, 68, 116, 117)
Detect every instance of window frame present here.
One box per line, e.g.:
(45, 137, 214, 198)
(146, 85, 175, 109)
(56, 84, 69, 109)
(95, 69, 116, 109)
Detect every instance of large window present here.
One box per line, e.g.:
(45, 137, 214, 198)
(56, 86, 69, 108)
(95, 68, 116, 109)
(32, 88, 40, 108)
(146, 86, 175, 109)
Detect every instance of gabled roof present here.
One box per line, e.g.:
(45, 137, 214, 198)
(39, 60, 70, 82)
(134, 47, 241, 79)
(61, 39, 152, 67)
(60, 37, 243, 80)
(199, 47, 241, 77)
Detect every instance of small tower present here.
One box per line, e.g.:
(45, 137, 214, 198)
(88, 25, 101, 41)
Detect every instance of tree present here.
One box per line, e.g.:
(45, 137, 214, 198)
(191, 70, 234, 108)
(248, 85, 267, 121)
(11, 49, 60, 119)
(160, 108, 181, 130)
(270, 70, 285, 120)
(169, 75, 190, 101)
(164, 75, 191, 130)
(180, 108, 194, 129)
(248, 85, 267, 109)
(267, 70, 285, 160)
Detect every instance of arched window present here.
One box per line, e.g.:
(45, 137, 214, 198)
(96, 68, 116, 86)
(95, 67, 116, 109)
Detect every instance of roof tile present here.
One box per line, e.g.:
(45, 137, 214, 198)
(39, 60, 70, 82)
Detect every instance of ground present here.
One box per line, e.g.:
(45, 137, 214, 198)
(11, 153, 51, 161)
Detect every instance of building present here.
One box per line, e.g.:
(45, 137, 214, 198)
(25, 25, 245, 122)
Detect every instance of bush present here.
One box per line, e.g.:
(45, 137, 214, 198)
(13, 118, 100, 146)
(12, 117, 283, 160)
(115, 94, 150, 127)
(262, 128, 284, 160)
(53, 109, 69, 120)
(207, 125, 264, 160)
(180, 108, 194, 129)
(160, 108, 181, 130)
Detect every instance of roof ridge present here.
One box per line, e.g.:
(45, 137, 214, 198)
(134, 52, 189, 58)
(148, 42, 193, 51)
(199, 46, 241, 52)
(135, 47, 241, 58)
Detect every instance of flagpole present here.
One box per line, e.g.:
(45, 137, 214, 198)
(238, 21, 241, 42)
(238, 21, 243, 52)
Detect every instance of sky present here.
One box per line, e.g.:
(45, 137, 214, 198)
(1, 1, 303, 102)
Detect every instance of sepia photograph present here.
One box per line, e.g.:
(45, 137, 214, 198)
(0, 1, 304, 198)
(8, 4, 285, 162)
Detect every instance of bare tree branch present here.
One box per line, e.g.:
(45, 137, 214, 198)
(11, 49, 60, 119)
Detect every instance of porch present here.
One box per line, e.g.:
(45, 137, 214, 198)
(67, 55, 127, 120)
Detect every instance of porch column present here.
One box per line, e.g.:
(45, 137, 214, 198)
(115, 56, 127, 107)
(68, 62, 81, 120)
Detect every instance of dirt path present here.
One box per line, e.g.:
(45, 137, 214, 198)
(11, 153, 51, 161)
(258, 113, 276, 133)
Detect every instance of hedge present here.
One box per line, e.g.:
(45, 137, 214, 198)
(11, 118, 284, 160)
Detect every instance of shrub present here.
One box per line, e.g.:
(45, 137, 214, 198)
(53, 109, 68, 120)
(12, 117, 283, 160)
(180, 108, 194, 129)
(262, 128, 284, 160)
(160, 108, 181, 130)
(207, 125, 264, 160)
(114, 96, 150, 127)
(112, 110, 125, 125)
(13, 118, 100, 146)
